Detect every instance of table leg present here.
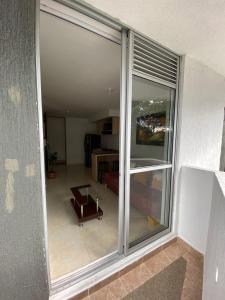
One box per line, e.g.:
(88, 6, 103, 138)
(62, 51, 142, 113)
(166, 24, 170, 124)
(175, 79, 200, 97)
(81, 204, 83, 218)
(86, 187, 89, 202)
(96, 197, 99, 212)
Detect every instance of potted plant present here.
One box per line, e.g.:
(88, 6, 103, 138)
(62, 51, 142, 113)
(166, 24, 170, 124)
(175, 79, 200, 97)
(47, 152, 58, 179)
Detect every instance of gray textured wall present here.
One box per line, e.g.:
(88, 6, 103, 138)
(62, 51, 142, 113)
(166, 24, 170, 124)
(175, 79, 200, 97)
(0, 1, 49, 299)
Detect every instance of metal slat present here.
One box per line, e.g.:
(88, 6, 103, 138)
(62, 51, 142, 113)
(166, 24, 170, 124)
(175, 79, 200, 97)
(134, 62, 177, 82)
(132, 70, 177, 88)
(134, 38, 177, 63)
(134, 53, 177, 76)
(133, 34, 178, 86)
(134, 49, 177, 72)
(134, 33, 179, 60)
(133, 64, 177, 84)
(134, 55, 177, 79)
(134, 50, 176, 77)
(134, 61, 177, 82)
(134, 44, 177, 69)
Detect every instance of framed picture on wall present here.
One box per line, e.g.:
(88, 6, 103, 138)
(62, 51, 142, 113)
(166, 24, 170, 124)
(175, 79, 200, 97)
(136, 111, 166, 146)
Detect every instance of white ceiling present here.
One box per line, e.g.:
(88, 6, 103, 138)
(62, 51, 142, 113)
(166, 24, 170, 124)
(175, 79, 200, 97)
(40, 12, 120, 118)
(86, 0, 225, 76)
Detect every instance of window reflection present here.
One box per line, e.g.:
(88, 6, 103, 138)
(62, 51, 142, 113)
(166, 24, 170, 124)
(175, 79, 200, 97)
(131, 76, 175, 167)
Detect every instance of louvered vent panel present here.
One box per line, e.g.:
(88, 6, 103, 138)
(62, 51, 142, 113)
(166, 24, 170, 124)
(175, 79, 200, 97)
(133, 35, 178, 85)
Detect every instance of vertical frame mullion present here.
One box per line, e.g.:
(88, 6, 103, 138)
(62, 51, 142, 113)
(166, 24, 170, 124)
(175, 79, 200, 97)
(124, 30, 134, 254)
(170, 56, 181, 234)
(125, 32, 179, 253)
(36, 0, 51, 290)
(118, 28, 127, 254)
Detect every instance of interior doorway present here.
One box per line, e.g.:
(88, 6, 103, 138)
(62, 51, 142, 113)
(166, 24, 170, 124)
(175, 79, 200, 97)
(40, 11, 121, 280)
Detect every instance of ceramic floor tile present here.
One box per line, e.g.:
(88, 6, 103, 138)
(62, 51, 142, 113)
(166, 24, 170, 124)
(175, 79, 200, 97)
(72, 241, 203, 300)
(108, 278, 129, 299)
(182, 279, 202, 300)
(163, 242, 187, 262)
(144, 250, 171, 275)
(182, 252, 203, 282)
(181, 248, 203, 300)
(90, 286, 117, 300)
(120, 263, 152, 294)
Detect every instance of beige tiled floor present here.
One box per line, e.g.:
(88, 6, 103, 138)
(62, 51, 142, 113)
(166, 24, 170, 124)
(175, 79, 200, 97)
(75, 239, 203, 300)
(47, 164, 158, 280)
(47, 164, 119, 279)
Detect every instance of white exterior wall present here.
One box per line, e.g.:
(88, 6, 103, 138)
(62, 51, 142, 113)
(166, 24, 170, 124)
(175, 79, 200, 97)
(176, 56, 225, 253)
(178, 56, 225, 170)
(220, 120, 225, 171)
(177, 166, 214, 254)
(203, 172, 225, 300)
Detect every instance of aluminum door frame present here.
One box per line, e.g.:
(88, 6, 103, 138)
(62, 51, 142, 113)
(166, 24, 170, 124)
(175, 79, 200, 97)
(36, 0, 181, 295)
(124, 30, 180, 255)
(37, 0, 127, 293)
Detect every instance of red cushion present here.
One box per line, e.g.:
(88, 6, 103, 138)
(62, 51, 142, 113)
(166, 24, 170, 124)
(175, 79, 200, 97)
(104, 172, 119, 194)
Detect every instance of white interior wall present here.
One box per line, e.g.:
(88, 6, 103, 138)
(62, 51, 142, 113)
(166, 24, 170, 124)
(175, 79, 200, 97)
(46, 117, 66, 161)
(66, 117, 96, 165)
(90, 109, 120, 122)
(176, 56, 225, 253)
(101, 134, 119, 150)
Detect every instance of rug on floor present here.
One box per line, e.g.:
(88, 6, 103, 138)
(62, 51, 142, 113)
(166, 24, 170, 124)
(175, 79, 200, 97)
(122, 257, 187, 300)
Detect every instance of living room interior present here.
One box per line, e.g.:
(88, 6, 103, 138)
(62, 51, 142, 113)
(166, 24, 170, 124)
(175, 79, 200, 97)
(40, 11, 174, 281)
(40, 11, 122, 280)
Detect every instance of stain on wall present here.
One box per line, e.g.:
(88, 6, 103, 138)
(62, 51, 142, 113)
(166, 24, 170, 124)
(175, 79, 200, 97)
(25, 163, 36, 177)
(4, 159, 19, 213)
(8, 86, 22, 104)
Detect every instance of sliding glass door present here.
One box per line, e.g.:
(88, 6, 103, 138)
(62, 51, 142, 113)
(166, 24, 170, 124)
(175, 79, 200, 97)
(39, 0, 179, 287)
(128, 77, 175, 248)
(125, 32, 178, 251)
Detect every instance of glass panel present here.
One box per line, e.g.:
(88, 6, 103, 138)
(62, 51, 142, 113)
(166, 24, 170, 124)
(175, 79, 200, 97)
(129, 168, 171, 246)
(41, 14, 121, 280)
(131, 76, 175, 169)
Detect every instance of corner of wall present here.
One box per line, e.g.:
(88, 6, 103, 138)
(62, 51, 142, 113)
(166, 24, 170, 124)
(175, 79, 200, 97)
(171, 54, 186, 235)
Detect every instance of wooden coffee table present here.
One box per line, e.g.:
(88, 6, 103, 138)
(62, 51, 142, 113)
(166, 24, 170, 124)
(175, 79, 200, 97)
(70, 184, 103, 226)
